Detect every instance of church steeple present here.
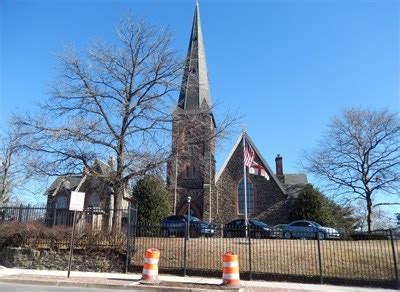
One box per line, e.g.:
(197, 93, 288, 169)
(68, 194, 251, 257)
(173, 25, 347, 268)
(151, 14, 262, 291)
(178, 1, 212, 111)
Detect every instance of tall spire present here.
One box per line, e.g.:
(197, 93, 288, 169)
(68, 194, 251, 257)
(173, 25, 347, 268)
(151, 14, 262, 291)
(178, 1, 212, 111)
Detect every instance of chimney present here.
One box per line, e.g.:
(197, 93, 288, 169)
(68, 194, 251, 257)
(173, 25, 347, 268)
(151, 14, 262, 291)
(275, 154, 283, 176)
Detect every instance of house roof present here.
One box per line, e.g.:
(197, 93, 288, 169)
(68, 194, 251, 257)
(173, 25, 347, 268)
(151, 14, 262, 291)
(45, 176, 83, 197)
(93, 159, 112, 174)
(216, 132, 288, 195)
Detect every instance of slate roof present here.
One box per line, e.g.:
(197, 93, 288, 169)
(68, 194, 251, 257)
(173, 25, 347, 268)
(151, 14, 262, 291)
(93, 159, 112, 174)
(282, 174, 308, 199)
(45, 176, 83, 196)
(283, 174, 308, 185)
(177, 2, 212, 111)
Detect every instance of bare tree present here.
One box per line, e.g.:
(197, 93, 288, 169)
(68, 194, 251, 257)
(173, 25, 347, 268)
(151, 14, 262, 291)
(304, 108, 400, 232)
(15, 15, 239, 230)
(15, 16, 183, 230)
(0, 126, 23, 206)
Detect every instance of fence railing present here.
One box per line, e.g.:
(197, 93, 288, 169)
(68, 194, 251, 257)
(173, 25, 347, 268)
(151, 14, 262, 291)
(127, 223, 399, 289)
(0, 205, 130, 230)
(0, 206, 398, 289)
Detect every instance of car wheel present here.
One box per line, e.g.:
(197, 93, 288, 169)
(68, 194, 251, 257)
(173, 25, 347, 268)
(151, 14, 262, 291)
(190, 229, 199, 238)
(283, 231, 292, 239)
(254, 231, 262, 239)
(160, 228, 169, 237)
(317, 232, 326, 240)
(226, 231, 232, 238)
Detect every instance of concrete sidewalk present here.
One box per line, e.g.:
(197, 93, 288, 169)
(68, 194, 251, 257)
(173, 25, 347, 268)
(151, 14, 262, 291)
(0, 267, 395, 291)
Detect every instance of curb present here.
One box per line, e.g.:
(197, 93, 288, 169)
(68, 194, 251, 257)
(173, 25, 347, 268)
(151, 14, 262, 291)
(0, 277, 239, 291)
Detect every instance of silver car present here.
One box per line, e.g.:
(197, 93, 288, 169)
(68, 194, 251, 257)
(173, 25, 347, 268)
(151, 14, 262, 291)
(282, 220, 340, 239)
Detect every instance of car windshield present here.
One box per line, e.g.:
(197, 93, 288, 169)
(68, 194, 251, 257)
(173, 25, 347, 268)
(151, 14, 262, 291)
(183, 215, 201, 222)
(250, 219, 269, 227)
(311, 221, 321, 227)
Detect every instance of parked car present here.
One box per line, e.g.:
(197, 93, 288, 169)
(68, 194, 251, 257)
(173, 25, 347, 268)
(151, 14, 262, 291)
(223, 219, 274, 239)
(160, 215, 216, 238)
(282, 220, 340, 239)
(272, 224, 288, 238)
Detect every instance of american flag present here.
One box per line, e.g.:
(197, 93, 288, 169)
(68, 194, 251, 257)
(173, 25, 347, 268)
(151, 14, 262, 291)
(244, 139, 255, 167)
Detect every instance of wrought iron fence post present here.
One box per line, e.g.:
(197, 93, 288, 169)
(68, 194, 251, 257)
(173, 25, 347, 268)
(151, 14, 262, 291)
(389, 229, 399, 290)
(248, 227, 252, 281)
(53, 204, 57, 227)
(1, 207, 5, 222)
(25, 204, 31, 223)
(183, 221, 188, 277)
(125, 204, 132, 273)
(317, 229, 323, 284)
(18, 204, 23, 222)
(91, 207, 94, 230)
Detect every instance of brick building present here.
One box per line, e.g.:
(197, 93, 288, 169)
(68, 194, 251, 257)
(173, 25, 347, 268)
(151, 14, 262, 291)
(167, 3, 307, 224)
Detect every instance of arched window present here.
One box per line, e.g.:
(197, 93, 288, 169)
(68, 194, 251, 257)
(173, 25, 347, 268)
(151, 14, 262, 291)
(238, 178, 254, 214)
(185, 165, 190, 178)
(192, 165, 196, 178)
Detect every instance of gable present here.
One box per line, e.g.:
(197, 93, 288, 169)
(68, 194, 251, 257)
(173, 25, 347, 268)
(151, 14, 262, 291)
(216, 132, 287, 195)
(45, 176, 83, 197)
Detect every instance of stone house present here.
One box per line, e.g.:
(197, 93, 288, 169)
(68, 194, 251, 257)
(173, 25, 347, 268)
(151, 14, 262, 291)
(166, 3, 307, 224)
(45, 159, 130, 230)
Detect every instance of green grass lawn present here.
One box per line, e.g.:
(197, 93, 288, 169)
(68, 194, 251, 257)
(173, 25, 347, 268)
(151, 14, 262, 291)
(131, 237, 399, 281)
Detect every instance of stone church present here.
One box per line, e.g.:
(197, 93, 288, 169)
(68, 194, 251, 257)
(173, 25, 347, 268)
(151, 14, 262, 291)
(167, 3, 307, 225)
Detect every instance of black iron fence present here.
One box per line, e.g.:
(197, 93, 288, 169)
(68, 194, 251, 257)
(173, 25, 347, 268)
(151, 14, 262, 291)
(0, 205, 131, 229)
(0, 205, 398, 289)
(127, 224, 399, 289)
(0, 205, 135, 253)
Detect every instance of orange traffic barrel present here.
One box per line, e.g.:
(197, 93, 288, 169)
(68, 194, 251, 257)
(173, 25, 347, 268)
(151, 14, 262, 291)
(140, 248, 160, 284)
(222, 252, 240, 287)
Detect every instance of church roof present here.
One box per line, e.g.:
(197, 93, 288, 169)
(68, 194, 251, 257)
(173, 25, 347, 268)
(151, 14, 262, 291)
(283, 173, 308, 185)
(216, 132, 288, 195)
(177, 1, 212, 111)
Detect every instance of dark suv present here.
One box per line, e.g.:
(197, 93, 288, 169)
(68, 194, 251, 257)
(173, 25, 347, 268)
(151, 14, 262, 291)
(223, 219, 274, 239)
(160, 215, 216, 238)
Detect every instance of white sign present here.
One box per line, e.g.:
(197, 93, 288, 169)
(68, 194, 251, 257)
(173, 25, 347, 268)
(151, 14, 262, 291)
(69, 191, 85, 211)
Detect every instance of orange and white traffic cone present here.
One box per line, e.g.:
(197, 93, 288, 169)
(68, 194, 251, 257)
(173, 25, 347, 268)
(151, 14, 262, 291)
(140, 248, 160, 284)
(222, 252, 241, 288)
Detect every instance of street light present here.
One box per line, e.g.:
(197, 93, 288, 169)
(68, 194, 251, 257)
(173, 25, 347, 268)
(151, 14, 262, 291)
(187, 196, 191, 240)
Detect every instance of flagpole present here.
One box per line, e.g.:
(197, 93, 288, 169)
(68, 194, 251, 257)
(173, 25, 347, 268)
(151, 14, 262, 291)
(173, 123, 179, 215)
(242, 130, 248, 239)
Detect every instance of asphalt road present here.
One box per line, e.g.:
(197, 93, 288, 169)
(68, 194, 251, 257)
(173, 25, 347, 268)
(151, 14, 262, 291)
(0, 283, 137, 292)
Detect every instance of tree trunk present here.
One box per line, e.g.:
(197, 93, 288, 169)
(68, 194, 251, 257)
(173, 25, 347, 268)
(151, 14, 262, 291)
(366, 194, 373, 233)
(111, 181, 124, 233)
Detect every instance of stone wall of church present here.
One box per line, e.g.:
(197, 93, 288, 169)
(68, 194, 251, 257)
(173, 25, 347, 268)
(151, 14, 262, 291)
(214, 142, 290, 225)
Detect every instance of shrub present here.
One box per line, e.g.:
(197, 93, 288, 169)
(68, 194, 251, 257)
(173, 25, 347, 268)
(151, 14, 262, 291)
(0, 222, 127, 251)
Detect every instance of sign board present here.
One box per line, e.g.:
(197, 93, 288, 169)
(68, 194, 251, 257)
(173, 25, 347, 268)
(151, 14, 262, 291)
(69, 191, 85, 211)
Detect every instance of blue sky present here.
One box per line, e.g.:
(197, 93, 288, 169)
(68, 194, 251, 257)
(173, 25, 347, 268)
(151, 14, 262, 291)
(1, 0, 399, 219)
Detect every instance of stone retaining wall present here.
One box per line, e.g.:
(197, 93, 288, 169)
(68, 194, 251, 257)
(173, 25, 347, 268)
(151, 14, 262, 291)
(0, 247, 125, 272)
